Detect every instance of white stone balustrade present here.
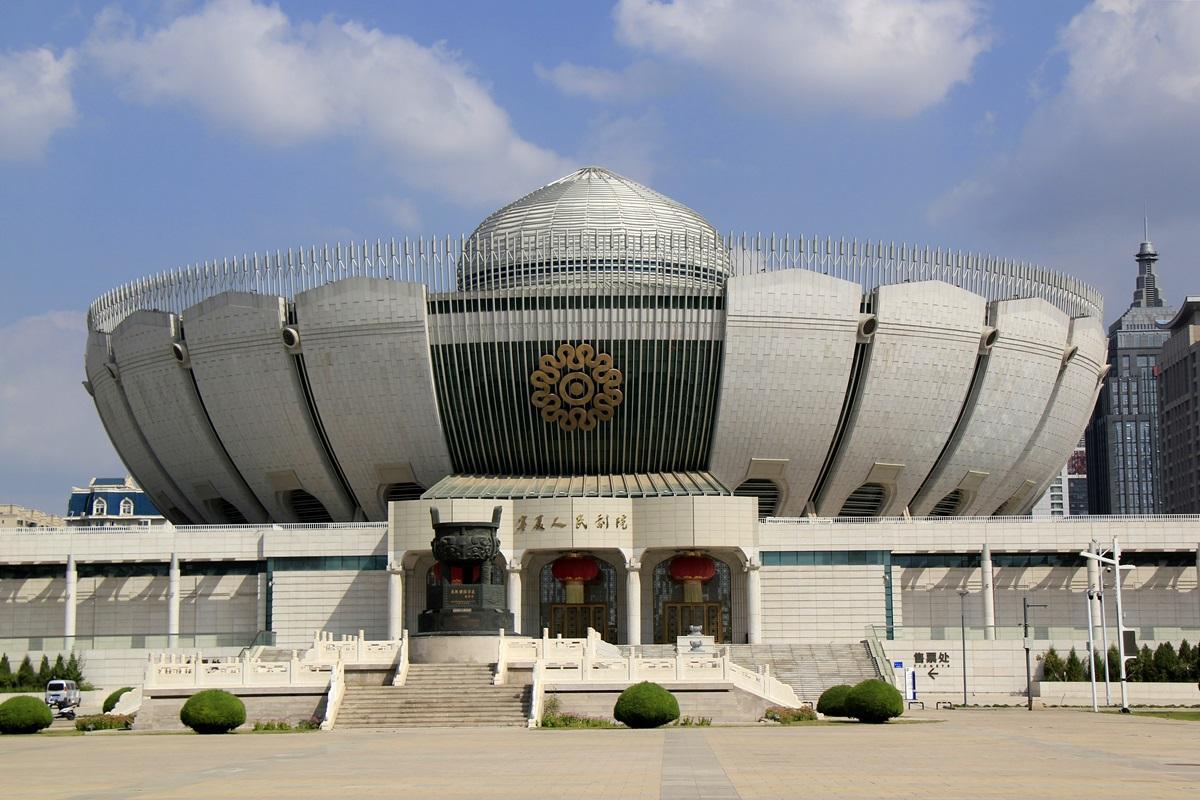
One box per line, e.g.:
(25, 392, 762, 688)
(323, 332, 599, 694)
(144, 630, 405, 690)
(504, 628, 801, 712)
(144, 651, 331, 689)
(308, 630, 403, 665)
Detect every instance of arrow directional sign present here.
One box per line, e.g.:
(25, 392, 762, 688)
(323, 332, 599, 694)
(927, 667, 939, 680)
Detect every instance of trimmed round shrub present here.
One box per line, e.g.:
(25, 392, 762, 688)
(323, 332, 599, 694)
(0, 696, 54, 734)
(844, 679, 904, 724)
(613, 681, 680, 729)
(103, 687, 133, 714)
(816, 684, 853, 717)
(180, 689, 245, 734)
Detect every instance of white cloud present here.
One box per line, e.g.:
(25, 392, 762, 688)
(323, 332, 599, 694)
(534, 60, 666, 102)
(0, 47, 77, 160)
(577, 113, 665, 184)
(86, 0, 573, 205)
(0, 311, 124, 511)
(375, 196, 422, 230)
(929, 0, 1200, 319)
(611, 0, 989, 118)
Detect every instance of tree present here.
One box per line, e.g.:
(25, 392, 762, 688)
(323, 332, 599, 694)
(36, 655, 51, 687)
(1153, 642, 1183, 682)
(1041, 647, 1067, 681)
(0, 655, 12, 690)
(16, 656, 36, 689)
(65, 654, 83, 683)
(1107, 645, 1121, 683)
(1089, 648, 1105, 681)
(1128, 645, 1155, 682)
(51, 654, 67, 681)
(1064, 648, 1087, 682)
(1176, 641, 1195, 682)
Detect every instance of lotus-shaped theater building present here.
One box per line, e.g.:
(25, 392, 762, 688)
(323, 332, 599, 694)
(85, 167, 1106, 527)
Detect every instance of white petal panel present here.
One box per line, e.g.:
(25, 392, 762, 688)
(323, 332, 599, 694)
(182, 292, 357, 522)
(815, 281, 986, 516)
(709, 269, 861, 515)
(110, 310, 268, 524)
(295, 278, 452, 520)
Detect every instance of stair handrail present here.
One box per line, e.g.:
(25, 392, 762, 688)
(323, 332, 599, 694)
(862, 626, 896, 687)
(391, 629, 410, 687)
(527, 660, 545, 728)
(724, 657, 802, 708)
(320, 657, 346, 730)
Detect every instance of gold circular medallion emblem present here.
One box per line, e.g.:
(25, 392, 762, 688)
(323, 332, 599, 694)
(530, 343, 624, 432)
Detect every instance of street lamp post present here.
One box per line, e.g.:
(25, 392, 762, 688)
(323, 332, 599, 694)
(1085, 586, 1098, 712)
(1097, 568, 1111, 704)
(957, 588, 969, 707)
(1079, 537, 1135, 713)
(1023, 596, 1048, 711)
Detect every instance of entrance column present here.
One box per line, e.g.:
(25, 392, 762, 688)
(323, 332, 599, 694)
(167, 553, 180, 649)
(981, 544, 996, 640)
(387, 561, 404, 640)
(506, 562, 523, 635)
(625, 559, 641, 646)
(746, 559, 763, 645)
(64, 555, 77, 644)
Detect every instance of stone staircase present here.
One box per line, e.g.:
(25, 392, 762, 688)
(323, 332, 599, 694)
(335, 664, 529, 729)
(726, 643, 880, 702)
(624, 641, 880, 703)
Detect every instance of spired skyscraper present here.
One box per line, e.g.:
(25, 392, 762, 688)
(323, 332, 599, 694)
(1086, 223, 1176, 514)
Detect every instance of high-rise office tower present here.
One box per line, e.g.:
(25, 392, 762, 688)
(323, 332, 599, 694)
(1085, 224, 1176, 514)
(1158, 296, 1200, 513)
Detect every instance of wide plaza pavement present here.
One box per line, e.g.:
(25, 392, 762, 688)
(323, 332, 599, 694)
(4, 710, 1199, 799)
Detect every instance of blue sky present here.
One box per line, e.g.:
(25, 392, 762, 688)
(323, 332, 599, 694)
(2, 0, 1198, 513)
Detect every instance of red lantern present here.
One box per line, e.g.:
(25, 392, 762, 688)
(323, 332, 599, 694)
(669, 554, 716, 602)
(552, 555, 600, 604)
(431, 563, 478, 585)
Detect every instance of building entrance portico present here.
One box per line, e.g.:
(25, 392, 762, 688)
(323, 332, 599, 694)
(388, 493, 764, 647)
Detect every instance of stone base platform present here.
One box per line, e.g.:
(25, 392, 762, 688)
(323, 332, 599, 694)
(409, 632, 531, 664)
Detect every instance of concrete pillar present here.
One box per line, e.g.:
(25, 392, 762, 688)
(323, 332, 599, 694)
(167, 553, 180, 649)
(981, 544, 995, 641)
(746, 560, 763, 645)
(64, 555, 77, 644)
(506, 563, 522, 635)
(625, 561, 642, 646)
(387, 563, 404, 640)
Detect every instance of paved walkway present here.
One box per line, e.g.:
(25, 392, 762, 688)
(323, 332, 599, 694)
(4, 710, 1200, 799)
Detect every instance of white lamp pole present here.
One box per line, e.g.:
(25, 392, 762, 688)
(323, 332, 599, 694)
(1079, 537, 1135, 713)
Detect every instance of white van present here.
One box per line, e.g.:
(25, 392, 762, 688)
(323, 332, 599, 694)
(44, 680, 81, 718)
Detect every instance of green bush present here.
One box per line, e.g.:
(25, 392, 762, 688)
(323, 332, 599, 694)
(764, 705, 817, 724)
(816, 684, 853, 717)
(844, 679, 904, 724)
(613, 682, 680, 729)
(179, 689, 245, 734)
(75, 714, 134, 732)
(103, 687, 134, 714)
(0, 696, 54, 734)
